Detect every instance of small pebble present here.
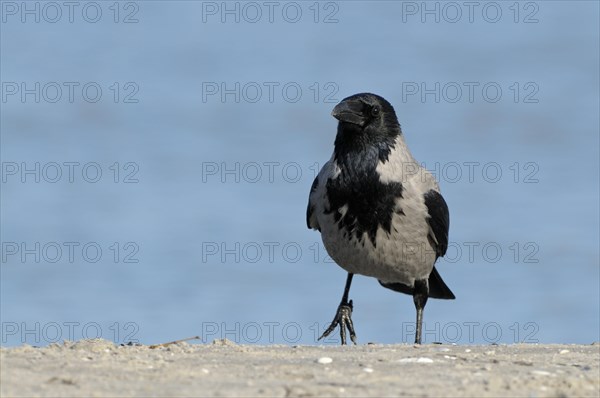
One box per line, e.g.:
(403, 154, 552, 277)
(559, 349, 570, 354)
(212, 339, 236, 346)
(363, 367, 374, 373)
(465, 349, 472, 353)
(317, 357, 333, 364)
(398, 357, 434, 364)
(532, 370, 552, 376)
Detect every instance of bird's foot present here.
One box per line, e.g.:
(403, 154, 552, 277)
(318, 300, 357, 345)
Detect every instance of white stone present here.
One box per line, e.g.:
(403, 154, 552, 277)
(531, 370, 552, 376)
(397, 357, 434, 364)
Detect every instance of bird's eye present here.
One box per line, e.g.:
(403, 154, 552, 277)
(371, 106, 380, 117)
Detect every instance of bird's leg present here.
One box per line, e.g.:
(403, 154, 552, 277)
(413, 279, 429, 344)
(319, 273, 357, 345)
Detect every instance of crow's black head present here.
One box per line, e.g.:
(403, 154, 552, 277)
(332, 93, 401, 160)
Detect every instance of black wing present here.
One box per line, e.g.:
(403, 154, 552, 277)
(423, 189, 449, 258)
(306, 177, 319, 230)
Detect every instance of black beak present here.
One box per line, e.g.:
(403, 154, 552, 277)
(331, 100, 365, 127)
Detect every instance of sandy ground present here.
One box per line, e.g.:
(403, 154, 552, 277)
(1, 339, 598, 397)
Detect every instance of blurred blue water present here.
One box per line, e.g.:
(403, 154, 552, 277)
(1, 1, 599, 346)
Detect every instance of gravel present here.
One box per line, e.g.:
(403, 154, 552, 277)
(1, 339, 598, 397)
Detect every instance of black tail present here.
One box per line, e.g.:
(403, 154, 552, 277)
(379, 267, 455, 299)
(427, 267, 455, 299)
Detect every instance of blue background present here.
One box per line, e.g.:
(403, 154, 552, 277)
(1, 0, 599, 346)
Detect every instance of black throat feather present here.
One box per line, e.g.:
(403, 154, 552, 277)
(326, 123, 404, 246)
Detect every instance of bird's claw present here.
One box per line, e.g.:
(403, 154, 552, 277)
(319, 300, 357, 345)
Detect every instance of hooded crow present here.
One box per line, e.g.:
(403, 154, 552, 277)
(307, 93, 455, 345)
